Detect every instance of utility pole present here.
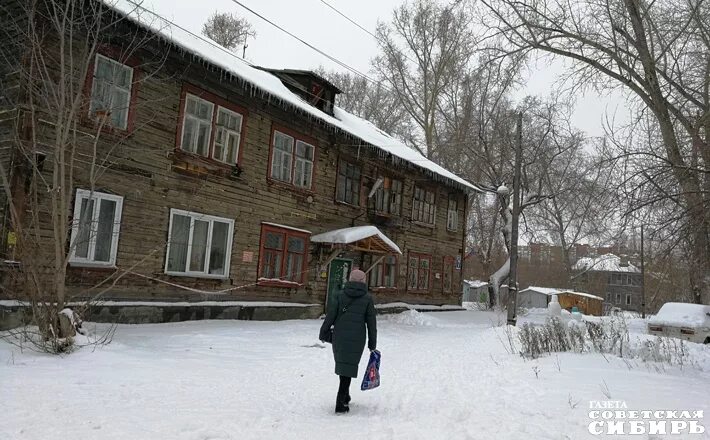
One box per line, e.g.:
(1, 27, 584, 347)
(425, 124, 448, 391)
(640, 224, 645, 318)
(507, 111, 523, 326)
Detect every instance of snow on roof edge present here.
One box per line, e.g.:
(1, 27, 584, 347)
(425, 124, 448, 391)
(108, 0, 481, 193)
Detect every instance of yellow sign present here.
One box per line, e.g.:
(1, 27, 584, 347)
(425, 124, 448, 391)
(7, 231, 16, 246)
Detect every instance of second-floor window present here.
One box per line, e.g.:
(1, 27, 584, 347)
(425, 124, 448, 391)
(89, 54, 133, 129)
(447, 196, 458, 231)
(179, 90, 245, 164)
(270, 130, 315, 189)
(374, 177, 402, 216)
(336, 159, 361, 205)
(412, 187, 436, 224)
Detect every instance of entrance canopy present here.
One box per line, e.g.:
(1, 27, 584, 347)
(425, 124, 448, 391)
(311, 226, 401, 255)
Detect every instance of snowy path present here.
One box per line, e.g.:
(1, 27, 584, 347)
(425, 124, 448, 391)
(2, 310, 709, 440)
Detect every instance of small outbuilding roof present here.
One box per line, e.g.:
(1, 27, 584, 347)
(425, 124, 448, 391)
(311, 226, 402, 255)
(519, 286, 603, 301)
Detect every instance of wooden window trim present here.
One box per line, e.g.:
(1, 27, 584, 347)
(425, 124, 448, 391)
(334, 156, 363, 208)
(411, 186, 437, 227)
(266, 124, 318, 193)
(442, 256, 455, 293)
(175, 83, 249, 168)
(446, 195, 459, 232)
(257, 223, 311, 287)
(82, 47, 141, 135)
(369, 255, 399, 291)
(373, 175, 403, 217)
(407, 252, 432, 293)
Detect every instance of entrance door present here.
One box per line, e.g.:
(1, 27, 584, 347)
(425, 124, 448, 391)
(326, 258, 351, 311)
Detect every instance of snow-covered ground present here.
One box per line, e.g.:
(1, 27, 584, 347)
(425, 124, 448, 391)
(2, 310, 709, 440)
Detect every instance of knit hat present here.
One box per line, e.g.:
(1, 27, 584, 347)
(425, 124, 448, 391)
(349, 269, 367, 283)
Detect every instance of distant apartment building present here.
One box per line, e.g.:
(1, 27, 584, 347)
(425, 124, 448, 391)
(572, 254, 642, 312)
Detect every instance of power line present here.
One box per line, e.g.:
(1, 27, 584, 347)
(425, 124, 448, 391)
(317, 0, 417, 66)
(227, 0, 390, 90)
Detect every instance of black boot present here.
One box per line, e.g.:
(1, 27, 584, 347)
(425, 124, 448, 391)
(335, 392, 350, 413)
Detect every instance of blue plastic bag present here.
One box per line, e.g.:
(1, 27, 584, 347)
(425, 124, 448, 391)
(361, 350, 381, 391)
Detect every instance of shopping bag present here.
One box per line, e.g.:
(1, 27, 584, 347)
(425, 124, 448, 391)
(360, 350, 381, 391)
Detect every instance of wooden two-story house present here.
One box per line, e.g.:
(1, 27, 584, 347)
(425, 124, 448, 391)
(0, 0, 480, 322)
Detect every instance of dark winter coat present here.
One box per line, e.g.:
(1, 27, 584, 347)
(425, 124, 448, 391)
(319, 281, 377, 378)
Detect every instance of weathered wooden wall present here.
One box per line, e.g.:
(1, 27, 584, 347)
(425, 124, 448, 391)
(4, 9, 471, 307)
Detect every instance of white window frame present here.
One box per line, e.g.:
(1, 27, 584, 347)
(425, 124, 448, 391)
(212, 106, 243, 164)
(89, 54, 133, 130)
(180, 94, 215, 156)
(293, 140, 315, 188)
(447, 197, 458, 231)
(270, 130, 294, 183)
(164, 209, 234, 279)
(69, 189, 124, 267)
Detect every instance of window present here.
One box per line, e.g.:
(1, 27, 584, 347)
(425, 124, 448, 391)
(626, 294, 631, 306)
(443, 256, 454, 292)
(69, 189, 124, 266)
(408, 253, 431, 291)
(269, 129, 315, 189)
(89, 54, 133, 129)
(615, 293, 621, 304)
(369, 255, 397, 289)
(336, 159, 361, 205)
(447, 196, 458, 231)
(181, 94, 214, 156)
(258, 224, 310, 285)
(165, 209, 234, 278)
(213, 107, 243, 164)
(606, 292, 612, 302)
(374, 177, 402, 216)
(412, 187, 436, 224)
(178, 88, 245, 164)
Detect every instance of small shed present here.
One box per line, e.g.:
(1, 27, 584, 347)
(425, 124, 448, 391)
(557, 291, 604, 316)
(463, 280, 488, 303)
(517, 286, 557, 309)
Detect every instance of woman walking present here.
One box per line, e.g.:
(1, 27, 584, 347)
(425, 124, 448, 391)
(319, 269, 377, 413)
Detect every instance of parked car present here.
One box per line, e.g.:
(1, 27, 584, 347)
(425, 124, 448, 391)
(647, 302, 710, 344)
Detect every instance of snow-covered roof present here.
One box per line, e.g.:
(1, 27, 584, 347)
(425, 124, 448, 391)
(648, 302, 710, 328)
(573, 254, 641, 273)
(108, 1, 480, 193)
(464, 280, 488, 288)
(519, 286, 603, 301)
(311, 226, 402, 254)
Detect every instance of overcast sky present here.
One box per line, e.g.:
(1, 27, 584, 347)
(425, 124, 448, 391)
(145, 0, 630, 138)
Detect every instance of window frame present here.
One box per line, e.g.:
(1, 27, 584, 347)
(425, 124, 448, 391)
(442, 256, 455, 293)
(368, 255, 398, 290)
(85, 52, 139, 132)
(412, 186, 436, 225)
(335, 157, 362, 206)
(164, 208, 235, 279)
(267, 125, 317, 192)
(407, 252, 432, 292)
(257, 223, 311, 286)
(373, 176, 403, 216)
(69, 189, 124, 267)
(625, 293, 631, 306)
(176, 84, 248, 166)
(446, 196, 459, 231)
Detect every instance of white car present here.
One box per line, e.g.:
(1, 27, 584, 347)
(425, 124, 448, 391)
(647, 302, 710, 344)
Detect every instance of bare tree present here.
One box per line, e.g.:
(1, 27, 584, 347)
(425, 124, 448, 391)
(315, 68, 414, 144)
(202, 11, 255, 53)
(0, 0, 164, 352)
(373, 0, 476, 158)
(482, 0, 710, 304)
